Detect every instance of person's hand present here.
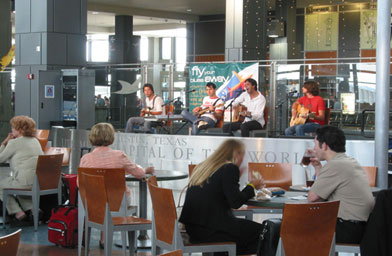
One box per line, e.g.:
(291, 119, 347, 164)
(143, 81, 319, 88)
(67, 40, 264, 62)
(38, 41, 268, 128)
(145, 166, 154, 174)
(1, 133, 15, 147)
(193, 107, 201, 114)
(310, 154, 322, 176)
(249, 172, 265, 190)
(208, 105, 215, 112)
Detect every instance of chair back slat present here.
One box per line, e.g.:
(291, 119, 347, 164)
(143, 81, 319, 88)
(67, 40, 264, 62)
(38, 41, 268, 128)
(281, 201, 340, 256)
(188, 164, 196, 177)
(147, 176, 158, 186)
(36, 154, 63, 190)
(82, 173, 107, 225)
(148, 182, 177, 245)
(362, 166, 377, 187)
(0, 229, 21, 256)
(44, 147, 71, 166)
(34, 129, 50, 150)
(248, 163, 292, 190)
(78, 168, 126, 211)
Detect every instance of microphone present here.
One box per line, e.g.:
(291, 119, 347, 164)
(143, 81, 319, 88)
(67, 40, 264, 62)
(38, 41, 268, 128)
(289, 90, 297, 93)
(187, 89, 196, 93)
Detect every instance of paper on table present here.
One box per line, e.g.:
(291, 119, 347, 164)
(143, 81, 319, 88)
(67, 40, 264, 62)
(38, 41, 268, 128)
(289, 195, 308, 200)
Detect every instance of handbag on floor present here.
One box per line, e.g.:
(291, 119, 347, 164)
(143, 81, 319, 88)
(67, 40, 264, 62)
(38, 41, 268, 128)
(257, 218, 282, 256)
(48, 205, 78, 248)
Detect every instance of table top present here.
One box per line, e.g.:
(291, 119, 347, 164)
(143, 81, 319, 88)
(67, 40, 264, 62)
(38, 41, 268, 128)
(290, 184, 382, 196)
(246, 191, 308, 208)
(126, 169, 188, 182)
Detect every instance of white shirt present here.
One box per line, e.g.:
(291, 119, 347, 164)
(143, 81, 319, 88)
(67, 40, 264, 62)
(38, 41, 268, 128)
(233, 91, 266, 126)
(145, 95, 164, 114)
(200, 97, 224, 122)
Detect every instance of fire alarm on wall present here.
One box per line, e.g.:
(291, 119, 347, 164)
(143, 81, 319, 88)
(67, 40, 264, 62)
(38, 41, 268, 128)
(27, 73, 34, 80)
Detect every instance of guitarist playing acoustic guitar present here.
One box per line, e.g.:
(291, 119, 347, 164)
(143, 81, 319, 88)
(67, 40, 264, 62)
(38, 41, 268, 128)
(181, 82, 224, 135)
(285, 81, 325, 136)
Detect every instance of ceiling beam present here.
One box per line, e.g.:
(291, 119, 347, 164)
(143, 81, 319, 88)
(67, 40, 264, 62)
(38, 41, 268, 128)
(87, 3, 199, 22)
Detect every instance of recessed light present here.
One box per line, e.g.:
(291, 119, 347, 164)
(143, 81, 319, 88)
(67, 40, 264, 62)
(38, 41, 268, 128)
(92, 11, 99, 15)
(187, 9, 192, 12)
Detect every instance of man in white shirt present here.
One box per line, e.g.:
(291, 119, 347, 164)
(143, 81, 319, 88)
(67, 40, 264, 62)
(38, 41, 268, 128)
(125, 83, 164, 133)
(222, 78, 266, 137)
(181, 82, 224, 135)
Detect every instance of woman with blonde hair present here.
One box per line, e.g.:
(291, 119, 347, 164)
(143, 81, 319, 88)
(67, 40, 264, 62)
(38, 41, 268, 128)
(79, 122, 154, 248)
(179, 139, 264, 255)
(0, 115, 43, 221)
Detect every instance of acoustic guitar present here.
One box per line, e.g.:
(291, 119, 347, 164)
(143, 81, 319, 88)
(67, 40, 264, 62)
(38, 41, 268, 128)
(195, 103, 225, 117)
(140, 107, 153, 117)
(233, 104, 248, 123)
(289, 104, 315, 127)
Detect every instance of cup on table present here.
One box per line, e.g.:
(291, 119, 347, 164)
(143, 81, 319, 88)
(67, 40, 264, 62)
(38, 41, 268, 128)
(301, 149, 315, 187)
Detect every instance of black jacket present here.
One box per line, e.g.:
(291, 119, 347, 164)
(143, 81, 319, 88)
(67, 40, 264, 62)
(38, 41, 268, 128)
(360, 188, 392, 256)
(179, 163, 255, 233)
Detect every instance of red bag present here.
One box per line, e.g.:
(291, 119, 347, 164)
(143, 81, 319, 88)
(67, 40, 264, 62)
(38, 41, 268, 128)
(62, 174, 78, 206)
(48, 205, 78, 248)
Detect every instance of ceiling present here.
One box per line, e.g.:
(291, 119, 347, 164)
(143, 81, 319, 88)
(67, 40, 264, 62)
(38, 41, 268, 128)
(86, 0, 373, 35)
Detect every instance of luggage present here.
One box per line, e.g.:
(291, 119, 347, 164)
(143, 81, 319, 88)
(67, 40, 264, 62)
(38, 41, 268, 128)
(257, 218, 282, 256)
(62, 174, 78, 206)
(48, 205, 78, 248)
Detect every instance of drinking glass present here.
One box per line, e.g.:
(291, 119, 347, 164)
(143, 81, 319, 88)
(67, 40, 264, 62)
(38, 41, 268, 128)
(301, 149, 315, 187)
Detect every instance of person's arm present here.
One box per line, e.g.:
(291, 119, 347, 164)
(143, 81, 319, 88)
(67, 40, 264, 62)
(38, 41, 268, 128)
(308, 190, 323, 202)
(0, 139, 15, 163)
(213, 99, 225, 120)
(248, 94, 265, 120)
(121, 152, 149, 179)
(150, 97, 164, 115)
(221, 164, 255, 209)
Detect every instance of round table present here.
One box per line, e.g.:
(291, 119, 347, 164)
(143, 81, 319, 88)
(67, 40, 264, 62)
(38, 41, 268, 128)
(126, 170, 188, 243)
(246, 191, 308, 209)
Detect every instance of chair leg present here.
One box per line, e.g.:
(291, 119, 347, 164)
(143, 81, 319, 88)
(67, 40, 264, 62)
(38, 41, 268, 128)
(128, 231, 136, 256)
(77, 202, 84, 256)
(85, 226, 91, 256)
(121, 231, 127, 256)
(104, 227, 114, 256)
(32, 193, 39, 232)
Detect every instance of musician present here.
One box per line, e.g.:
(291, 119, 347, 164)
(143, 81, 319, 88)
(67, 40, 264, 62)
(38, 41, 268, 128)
(125, 83, 164, 133)
(222, 78, 266, 137)
(285, 81, 325, 136)
(181, 82, 224, 135)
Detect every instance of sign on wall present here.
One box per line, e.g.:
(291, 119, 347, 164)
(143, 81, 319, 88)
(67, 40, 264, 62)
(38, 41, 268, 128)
(188, 63, 259, 112)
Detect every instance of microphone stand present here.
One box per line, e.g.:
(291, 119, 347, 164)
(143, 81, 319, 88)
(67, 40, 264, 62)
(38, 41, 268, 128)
(161, 97, 180, 134)
(224, 90, 245, 136)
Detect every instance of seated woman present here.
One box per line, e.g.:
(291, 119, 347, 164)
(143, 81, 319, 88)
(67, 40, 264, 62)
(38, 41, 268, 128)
(79, 122, 154, 248)
(0, 116, 43, 221)
(179, 139, 264, 255)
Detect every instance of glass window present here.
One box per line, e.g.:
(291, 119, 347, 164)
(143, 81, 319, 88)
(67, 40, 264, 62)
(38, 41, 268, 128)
(87, 34, 109, 62)
(140, 37, 149, 61)
(162, 38, 172, 60)
(176, 37, 186, 71)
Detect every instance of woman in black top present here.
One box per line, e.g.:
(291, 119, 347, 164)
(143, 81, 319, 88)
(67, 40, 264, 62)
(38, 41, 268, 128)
(179, 139, 264, 255)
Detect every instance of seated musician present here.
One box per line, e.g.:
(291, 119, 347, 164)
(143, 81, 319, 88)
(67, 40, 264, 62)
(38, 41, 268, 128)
(285, 81, 325, 136)
(181, 82, 224, 135)
(222, 78, 266, 137)
(125, 83, 164, 133)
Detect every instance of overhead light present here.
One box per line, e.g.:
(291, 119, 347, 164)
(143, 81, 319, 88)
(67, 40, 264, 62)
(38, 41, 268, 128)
(92, 11, 99, 15)
(187, 9, 192, 12)
(267, 20, 285, 38)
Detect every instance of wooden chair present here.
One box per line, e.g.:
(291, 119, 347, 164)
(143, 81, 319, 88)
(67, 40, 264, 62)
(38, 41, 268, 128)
(44, 147, 71, 166)
(159, 250, 182, 256)
(248, 163, 292, 191)
(35, 129, 50, 150)
(279, 201, 340, 256)
(250, 105, 269, 137)
(147, 181, 236, 255)
(0, 229, 22, 256)
(81, 172, 152, 256)
(77, 167, 139, 256)
(3, 154, 63, 231)
(363, 166, 377, 187)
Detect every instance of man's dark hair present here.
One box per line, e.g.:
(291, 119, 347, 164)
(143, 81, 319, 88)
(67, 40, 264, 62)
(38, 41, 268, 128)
(245, 78, 258, 91)
(303, 81, 319, 96)
(143, 83, 154, 93)
(315, 126, 346, 153)
(206, 82, 216, 89)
